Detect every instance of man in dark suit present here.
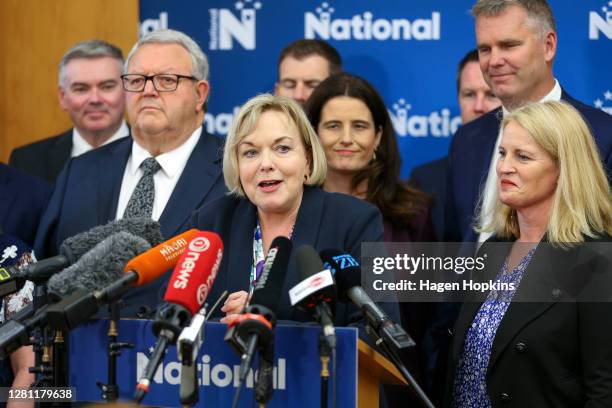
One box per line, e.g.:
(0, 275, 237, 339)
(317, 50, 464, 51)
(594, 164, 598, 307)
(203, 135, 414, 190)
(426, 1, 612, 403)
(0, 164, 52, 247)
(35, 29, 226, 317)
(446, 0, 612, 244)
(410, 49, 501, 240)
(9, 40, 130, 183)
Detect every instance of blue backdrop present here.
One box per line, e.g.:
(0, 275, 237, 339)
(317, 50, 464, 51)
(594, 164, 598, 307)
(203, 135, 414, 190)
(139, 0, 611, 178)
(71, 320, 358, 407)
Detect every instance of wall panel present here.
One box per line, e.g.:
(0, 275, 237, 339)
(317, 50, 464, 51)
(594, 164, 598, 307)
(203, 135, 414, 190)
(0, 0, 138, 163)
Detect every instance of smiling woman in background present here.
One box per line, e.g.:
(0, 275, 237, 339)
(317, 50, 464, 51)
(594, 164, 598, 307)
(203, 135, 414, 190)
(305, 73, 436, 404)
(192, 93, 400, 327)
(305, 73, 435, 243)
(447, 101, 612, 408)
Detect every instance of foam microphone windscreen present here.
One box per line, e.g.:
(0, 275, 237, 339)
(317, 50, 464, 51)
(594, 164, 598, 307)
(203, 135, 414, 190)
(295, 245, 325, 281)
(319, 249, 361, 299)
(59, 217, 163, 262)
(124, 229, 201, 286)
(250, 236, 292, 312)
(162, 231, 223, 315)
(47, 231, 151, 297)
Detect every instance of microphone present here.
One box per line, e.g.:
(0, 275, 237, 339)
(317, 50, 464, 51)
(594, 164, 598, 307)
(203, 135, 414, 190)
(319, 249, 415, 351)
(9, 217, 163, 287)
(224, 236, 292, 404)
(321, 251, 436, 408)
(178, 307, 206, 406)
(289, 245, 337, 348)
(44, 229, 201, 332)
(134, 231, 223, 404)
(177, 290, 228, 407)
(0, 231, 151, 356)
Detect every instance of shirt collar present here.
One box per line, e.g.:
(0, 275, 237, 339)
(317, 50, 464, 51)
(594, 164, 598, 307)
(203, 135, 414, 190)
(71, 120, 129, 157)
(129, 126, 202, 178)
(502, 79, 562, 117)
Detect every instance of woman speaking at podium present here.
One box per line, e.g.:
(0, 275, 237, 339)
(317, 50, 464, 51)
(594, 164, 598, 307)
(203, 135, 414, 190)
(192, 93, 400, 326)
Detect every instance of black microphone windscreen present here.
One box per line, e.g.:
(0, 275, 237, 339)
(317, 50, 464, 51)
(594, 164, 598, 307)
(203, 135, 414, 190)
(47, 231, 151, 297)
(295, 245, 325, 281)
(250, 236, 292, 312)
(319, 249, 361, 301)
(59, 217, 163, 262)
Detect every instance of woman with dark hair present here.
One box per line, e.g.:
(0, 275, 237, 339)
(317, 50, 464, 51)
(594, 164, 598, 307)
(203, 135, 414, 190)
(305, 73, 435, 403)
(305, 73, 434, 243)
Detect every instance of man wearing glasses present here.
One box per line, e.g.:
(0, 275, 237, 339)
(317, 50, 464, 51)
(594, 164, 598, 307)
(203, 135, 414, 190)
(34, 30, 226, 317)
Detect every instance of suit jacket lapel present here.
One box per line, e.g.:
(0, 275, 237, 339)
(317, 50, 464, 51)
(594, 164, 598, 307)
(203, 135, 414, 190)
(159, 130, 222, 238)
(47, 131, 73, 178)
(450, 240, 509, 363)
(488, 243, 567, 369)
(560, 89, 575, 105)
(461, 111, 502, 242)
(227, 199, 257, 295)
(96, 138, 131, 226)
(0, 170, 16, 230)
(473, 112, 501, 193)
(281, 187, 325, 319)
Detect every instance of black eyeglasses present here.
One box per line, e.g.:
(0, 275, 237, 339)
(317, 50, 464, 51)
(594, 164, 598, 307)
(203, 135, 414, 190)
(121, 74, 198, 92)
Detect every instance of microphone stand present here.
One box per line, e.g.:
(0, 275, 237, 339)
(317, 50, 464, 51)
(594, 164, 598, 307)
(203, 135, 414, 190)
(318, 333, 330, 408)
(29, 283, 53, 387)
(363, 324, 435, 408)
(52, 328, 68, 385)
(254, 338, 274, 407)
(178, 291, 227, 407)
(178, 307, 207, 408)
(179, 351, 198, 408)
(226, 305, 276, 408)
(97, 300, 133, 402)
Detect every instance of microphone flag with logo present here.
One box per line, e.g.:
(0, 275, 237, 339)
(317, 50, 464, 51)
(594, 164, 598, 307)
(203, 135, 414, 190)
(134, 231, 223, 404)
(289, 245, 337, 348)
(224, 236, 292, 406)
(319, 248, 415, 350)
(44, 229, 201, 332)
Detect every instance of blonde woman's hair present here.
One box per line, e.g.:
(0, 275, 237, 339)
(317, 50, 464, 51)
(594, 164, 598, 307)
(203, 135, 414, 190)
(477, 100, 612, 246)
(223, 94, 327, 196)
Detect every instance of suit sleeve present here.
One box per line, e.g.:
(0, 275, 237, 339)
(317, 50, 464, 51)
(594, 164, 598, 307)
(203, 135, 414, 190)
(33, 161, 72, 258)
(20, 180, 52, 248)
(579, 301, 612, 407)
(8, 148, 25, 170)
(345, 203, 402, 328)
(8, 146, 42, 180)
(345, 202, 383, 259)
(413, 203, 437, 242)
(444, 132, 461, 242)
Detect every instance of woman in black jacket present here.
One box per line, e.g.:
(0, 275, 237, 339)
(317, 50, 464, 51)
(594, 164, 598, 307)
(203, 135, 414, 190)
(447, 101, 612, 407)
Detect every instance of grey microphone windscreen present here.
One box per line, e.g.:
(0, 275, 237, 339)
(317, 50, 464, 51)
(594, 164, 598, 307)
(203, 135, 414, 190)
(59, 217, 163, 262)
(48, 231, 151, 297)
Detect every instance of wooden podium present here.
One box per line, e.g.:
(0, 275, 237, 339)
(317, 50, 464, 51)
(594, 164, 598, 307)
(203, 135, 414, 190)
(358, 339, 408, 407)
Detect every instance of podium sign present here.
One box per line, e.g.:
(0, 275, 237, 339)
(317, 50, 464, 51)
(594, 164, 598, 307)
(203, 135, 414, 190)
(70, 320, 358, 407)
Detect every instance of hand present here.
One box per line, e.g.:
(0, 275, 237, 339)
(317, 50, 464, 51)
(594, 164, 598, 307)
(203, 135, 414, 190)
(220, 290, 249, 323)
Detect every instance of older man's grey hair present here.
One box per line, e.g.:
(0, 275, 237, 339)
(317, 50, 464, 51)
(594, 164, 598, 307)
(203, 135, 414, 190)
(124, 29, 209, 81)
(472, 0, 556, 37)
(58, 40, 124, 87)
